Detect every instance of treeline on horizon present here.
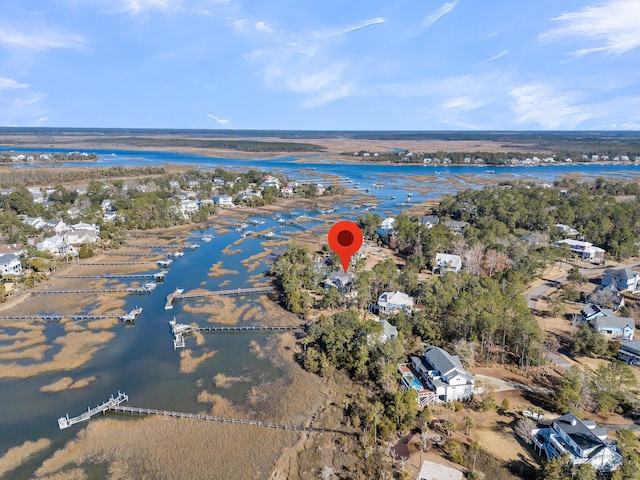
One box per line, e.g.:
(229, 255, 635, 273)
(0, 135, 326, 153)
(342, 149, 640, 164)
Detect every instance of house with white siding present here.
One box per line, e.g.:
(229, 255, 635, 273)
(601, 267, 640, 292)
(532, 412, 621, 473)
(0, 254, 22, 275)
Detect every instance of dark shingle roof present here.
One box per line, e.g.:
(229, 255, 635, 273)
(555, 413, 602, 452)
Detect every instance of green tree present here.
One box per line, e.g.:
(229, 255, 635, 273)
(552, 365, 584, 413)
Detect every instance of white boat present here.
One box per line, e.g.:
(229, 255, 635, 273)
(143, 282, 157, 290)
(172, 251, 184, 258)
(173, 288, 184, 295)
(201, 234, 213, 242)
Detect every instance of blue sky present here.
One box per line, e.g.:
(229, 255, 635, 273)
(1, 0, 640, 130)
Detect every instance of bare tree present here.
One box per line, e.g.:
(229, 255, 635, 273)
(319, 466, 335, 480)
(462, 242, 485, 276)
(483, 249, 509, 277)
(514, 417, 536, 444)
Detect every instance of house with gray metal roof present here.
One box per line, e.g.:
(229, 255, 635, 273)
(601, 267, 640, 292)
(531, 412, 621, 473)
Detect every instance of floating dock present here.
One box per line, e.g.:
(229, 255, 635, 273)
(164, 286, 276, 310)
(57, 392, 128, 429)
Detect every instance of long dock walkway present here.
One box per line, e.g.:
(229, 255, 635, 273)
(33, 288, 151, 295)
(0, 314, 118, 322)
(74, 262, 159, 266)
(57, 392, 349, 435)
(165, 286, 276, 309)
(58, 392, 128, 429)
(58, 271, 167, 280)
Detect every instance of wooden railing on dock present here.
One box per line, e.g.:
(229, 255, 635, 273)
(33, 288, 151, 295)
(57, 392, 350, 435)
(165, 286, 276, 309)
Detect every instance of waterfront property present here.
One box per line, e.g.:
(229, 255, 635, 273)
(399, 346, 474, 407)
(555, 239, 606, 263)
(531, 412, 622, 473)
(601, 266, 640, 292)
(0, 253, 22, 275)
(373, 317, 398, 343)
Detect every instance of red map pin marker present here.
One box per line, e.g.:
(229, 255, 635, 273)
(328, 221, 363, 273)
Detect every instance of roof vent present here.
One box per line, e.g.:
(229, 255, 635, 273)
(570, 417, 577, 426)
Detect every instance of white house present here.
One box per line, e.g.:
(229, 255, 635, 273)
(579, 304, 634, 341)
(214, 195, 233, 207)
(63, 228, 99, 245)
(377, 217, 395, 237)
(618, 340, 640, 365)
(103, 211, 117, 223)
(46, 219, 67, 234)
(180, 199, 199, 216)
(555, 223, 579, 237)
(377, 291, 414, 315)
(601, 267, 640, 292)
(419, 216, 440, 228)
(0, 253, 22, 275)
(37, 236, 77, 256)
(399, 346, 474, 406)
(280, 186, 294, 198)
(555, 239, 606, 263)
(434, 253, 462, 273)
(261, 176, 280, 189)
(21, 216, 47, 230)
(532, 412, 621, 473)
(28, 188, 44, 204)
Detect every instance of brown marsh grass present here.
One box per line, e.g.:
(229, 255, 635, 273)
(248, 340, 265, 359)
(0, 330, 115, 379)
(0, 438, 51, 478)
(213, 372, 251, 388)
(190, 324, 205, 346)
(86, 318, 119, 330)
(208, 261, 239, 277)
(179, 349, 216, 374)
(40, 376, 96, 393)
(221, 244, 243, 255)
(218, 279, 231, 287)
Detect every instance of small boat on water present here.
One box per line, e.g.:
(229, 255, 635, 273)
(173, 288, 184, 295)
(201, 234, 213, 242)
(187, 244, 200, 250)
(172, 251, 184, 258)
(143, 282, 157, 290)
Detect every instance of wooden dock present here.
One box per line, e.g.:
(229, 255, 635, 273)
(164, 286, 276, 309)
(75, 262, 159, 266)
(0, 314, 118, 322)
(58, 392, 128, 429)
(58, 271, 167, 280)
(57, 392, 349, 434)
(33, 288, 151, 295)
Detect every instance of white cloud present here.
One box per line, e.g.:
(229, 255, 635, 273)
(421, 1, 458, 31)
(509, 83, 593, 129)
(36, 117, 48, 126)
(314, 17, 386, 39)
(0, 77, 29, 90)
(207, 114, 229, 124)
(539, 0, 640, 56)
(255, 21, 275, 33)
(0, 24, 86, 52)
(441, 96, 487, 111)
(482, 50, 508, 63)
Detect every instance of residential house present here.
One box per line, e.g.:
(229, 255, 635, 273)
(66, 207, 81, 219)
(374, 317, 398, 343)
(419, 216, 440, 228)
(443, 219, 468, 234)
(37, 236, 77, 256)
(322, 271, 355, 294)
(103, 211, 117, 223)
(214, 195, 233, 207)
(45, 219, 67, 234)
(579, 304, 634, 341)
(28, 188, 44, 204)
(555, 239, 605, 263)
(169, 180, 180, 189)
(377, 291, 414, 316)
(21, 216, 47, 230)
(280, 186, 294, 198)
(260, 176, 280, 189)
(398, 346, 474, 407)
(531, 412, 622, 473)
(180, 199, 199, 216)
(377, 217, 395, 237)
(0, 254, 22, 275)
(601, 267, 640, 292)
(100, 199, 113, 212)
(555, 223, 579, 237)
(434, 253, 462, 274)
(618, 340, 640, 365)
(0, 244, 26, 257)
(63, 228, 99, 245)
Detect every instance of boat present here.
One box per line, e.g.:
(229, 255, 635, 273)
(173, 288, 184, 295)
(201, 234, 213, 242)
(172, 251, 184, 258)
(187, 244, 200, 250)
(143, 282, 157, 290)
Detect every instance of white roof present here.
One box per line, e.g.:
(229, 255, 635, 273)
(417, 460, 463, 480)
(378, 291, 413, 307)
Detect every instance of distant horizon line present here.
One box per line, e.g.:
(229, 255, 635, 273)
(1, 127, 640, 135)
